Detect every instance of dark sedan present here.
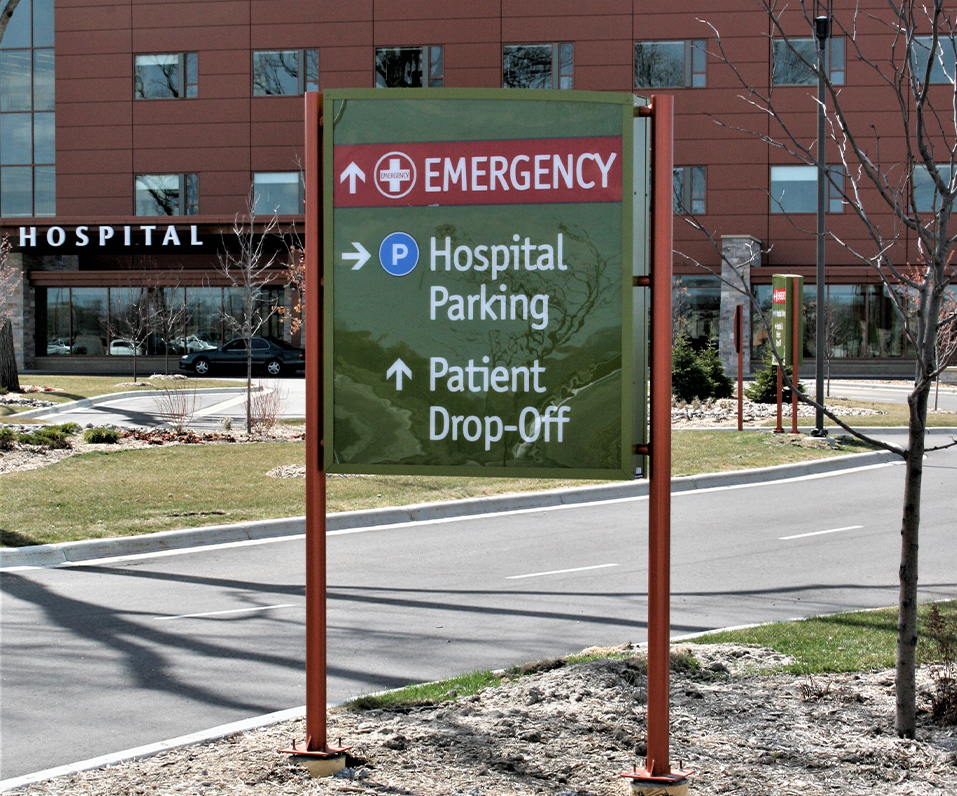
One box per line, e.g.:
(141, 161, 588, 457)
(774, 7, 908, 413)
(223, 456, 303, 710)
(179, 337, 305, 377)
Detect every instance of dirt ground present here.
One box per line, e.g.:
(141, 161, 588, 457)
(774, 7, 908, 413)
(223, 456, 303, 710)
(8, 644, 956, 796)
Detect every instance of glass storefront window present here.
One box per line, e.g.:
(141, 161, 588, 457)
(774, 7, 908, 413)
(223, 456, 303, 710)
(673, 275, 720, 349)
(222, 286, 285, 341)
(45, 287, 70, 355)
(867, 285, 905, 357)
(149, 286, 186, 354)
(825, 285, 867, 358)
(185, 287, 223, 349)
(71, 288, 108, 355)
(109, 287, 150, 354)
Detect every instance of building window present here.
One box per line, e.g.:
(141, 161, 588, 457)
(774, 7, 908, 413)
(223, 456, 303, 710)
(37, 286, 288, 357)
(673, 275, 720, 349)
(914, 164, 954, 212)
(375, 46, 444, 87)
(912, 35, 957, 84)
(134, 53, 198, 99)
(770, 165, 843, 214)
(503, 43, 573, 89)
(634, 40, 706, 88)
(253, 172, 303, 214)
(252, 50, 318, 96)
(771, 37, 845, 86)
(673, 166, 706, 214)
(135, 174, 198, 216)
(0, 0, 54, 216)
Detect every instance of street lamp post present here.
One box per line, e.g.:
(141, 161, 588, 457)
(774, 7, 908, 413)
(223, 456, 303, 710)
(812, 3, 832, 437)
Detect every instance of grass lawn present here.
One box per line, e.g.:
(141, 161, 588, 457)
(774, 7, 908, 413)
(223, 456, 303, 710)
(342, 602, 957, 710)
(672, 429, 874, 477)
(772, 396, 957, 428)
(0, 375, 241, 417)
(2, 431, 876, 547)
(691, 601, 957, 673)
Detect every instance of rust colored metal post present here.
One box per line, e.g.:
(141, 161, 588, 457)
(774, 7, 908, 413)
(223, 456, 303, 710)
(791, 297, 799, 434)
(303, 91, 327, 752)
(646, 92, 674, 779)
(735, 305, 743, 432)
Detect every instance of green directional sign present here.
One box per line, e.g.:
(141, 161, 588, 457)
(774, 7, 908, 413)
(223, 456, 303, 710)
(771, 274, 804, 368)
(323, 88, 648, 479)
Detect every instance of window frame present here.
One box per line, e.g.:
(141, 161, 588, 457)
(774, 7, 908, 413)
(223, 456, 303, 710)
(633, 39, 707, 89)
(771, 36, 845, 86)
(770, 164, 844, 214)
(502, 43, 574, 90)
(252, 49, 319, 96)
(912, 35, 957, 85)
(673, 165, 707, 215)
(374, 45, 444, 88)
(252, 171, 304, 215)
(133, 53, 198, 99)
(134, 173, 199, 217)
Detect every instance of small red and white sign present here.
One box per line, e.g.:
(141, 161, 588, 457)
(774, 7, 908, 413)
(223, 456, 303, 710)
(334, 136, 622, 208)
(773, 288, 788, 304)
(374, 151, 417, 198)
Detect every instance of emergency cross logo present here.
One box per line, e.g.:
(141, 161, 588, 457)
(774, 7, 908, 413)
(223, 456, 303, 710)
(374, 151, 417, 199)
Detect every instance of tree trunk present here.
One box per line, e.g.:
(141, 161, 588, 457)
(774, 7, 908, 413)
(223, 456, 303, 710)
(895, 385, 928, 738)
(0, 318, 20, 392)
(246, 348, 253, 435)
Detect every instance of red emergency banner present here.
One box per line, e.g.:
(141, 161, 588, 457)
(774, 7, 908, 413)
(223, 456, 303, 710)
(334, 136, 622, 208)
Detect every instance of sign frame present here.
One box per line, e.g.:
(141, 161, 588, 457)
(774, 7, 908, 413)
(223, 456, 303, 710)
(321, 88, 647, 481)
(771, 273, 804, 369)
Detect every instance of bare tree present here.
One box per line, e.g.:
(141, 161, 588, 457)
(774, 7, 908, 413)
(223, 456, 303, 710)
(108, 284, 155, 383)
(217, 195, 284, 434)
(148, 272, 190, 375)
(0, 0, 22, 44)
(0, 237, 20, 392)
(690, 1, 957, 737)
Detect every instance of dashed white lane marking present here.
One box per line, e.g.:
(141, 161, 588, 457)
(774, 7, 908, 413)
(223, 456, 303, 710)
(506, 563, 619, 580)
(157, 603, 295, 621)
(779, 525, 863, 541)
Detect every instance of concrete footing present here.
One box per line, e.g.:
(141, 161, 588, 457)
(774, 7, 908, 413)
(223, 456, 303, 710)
(289, 753, 346, 778)
(627, 777, 690, 795)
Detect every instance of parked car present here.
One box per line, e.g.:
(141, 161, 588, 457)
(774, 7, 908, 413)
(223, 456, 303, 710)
(174, 334, 218, 353)
(109, 339, 146, 356)
(46, 338, 71, 355)
(179, 336, 305, 377)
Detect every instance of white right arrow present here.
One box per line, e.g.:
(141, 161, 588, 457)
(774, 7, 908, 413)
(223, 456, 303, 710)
(342, 242, 371, 270)
(386, 358, 412, 390)
(339, 162, 366, 194)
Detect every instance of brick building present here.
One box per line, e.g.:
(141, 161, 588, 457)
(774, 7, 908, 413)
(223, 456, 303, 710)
(1, 0, 953, 375)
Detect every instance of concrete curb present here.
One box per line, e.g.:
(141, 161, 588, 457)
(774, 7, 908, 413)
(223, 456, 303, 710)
(0, 706, 308, 793)
(9, 386, 253, 421)
(0, 449, 898, 569)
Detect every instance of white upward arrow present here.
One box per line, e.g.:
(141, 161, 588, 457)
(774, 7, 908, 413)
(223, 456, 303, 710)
(342, 242, 371, 270)
(386, 358, 412, 390)
(339, 162, 366, 194)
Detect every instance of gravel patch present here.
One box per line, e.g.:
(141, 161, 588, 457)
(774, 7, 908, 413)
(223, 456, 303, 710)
(6, 644, 955, 796)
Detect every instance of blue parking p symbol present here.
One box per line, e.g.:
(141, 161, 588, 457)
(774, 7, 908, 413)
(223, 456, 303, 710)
(379, 232, 419, 277)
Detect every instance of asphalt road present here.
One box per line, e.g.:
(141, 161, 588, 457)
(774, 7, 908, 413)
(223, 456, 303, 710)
(2, 439, 956, 779)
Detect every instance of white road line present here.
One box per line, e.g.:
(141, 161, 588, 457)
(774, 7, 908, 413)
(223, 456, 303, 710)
(192, 393, 253, 418)
(779, 525, 863, 541)
(157, 603, 296, 621)
(506, 563, 619, 580)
